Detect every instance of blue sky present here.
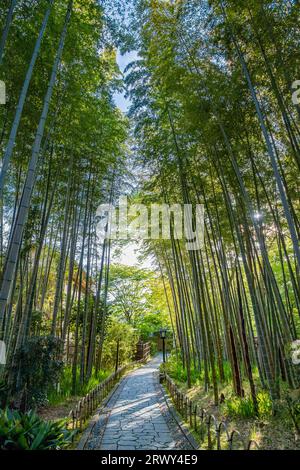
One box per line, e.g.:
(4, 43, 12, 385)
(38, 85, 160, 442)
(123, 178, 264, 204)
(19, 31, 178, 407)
(112, 50, 153, 269)
(113, 50, 138, 113)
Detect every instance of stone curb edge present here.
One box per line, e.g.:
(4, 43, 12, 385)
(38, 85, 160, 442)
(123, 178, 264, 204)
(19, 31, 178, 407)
(76, 373, 129, 450)
(158, 379, 200, 450)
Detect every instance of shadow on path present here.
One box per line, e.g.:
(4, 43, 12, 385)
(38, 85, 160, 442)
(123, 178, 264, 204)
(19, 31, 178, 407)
(83, 355, 193, 450)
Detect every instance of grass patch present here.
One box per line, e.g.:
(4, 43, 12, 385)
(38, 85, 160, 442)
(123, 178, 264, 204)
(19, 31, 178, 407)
(163, 353, 300, 449)
(164, 352, 233, 386)
(47, 366, 111, 406)
(224, 391, 272, 419)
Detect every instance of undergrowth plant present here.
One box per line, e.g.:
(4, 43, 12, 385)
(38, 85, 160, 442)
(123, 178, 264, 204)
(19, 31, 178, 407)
(224, 392, 272, 419)
(165, 352, 232, 386)
(47, 366, 111, 405)
(0, 408, 75, 450)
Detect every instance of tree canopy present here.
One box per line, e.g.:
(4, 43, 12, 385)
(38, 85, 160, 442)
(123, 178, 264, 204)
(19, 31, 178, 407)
(0, 1, 300, 441)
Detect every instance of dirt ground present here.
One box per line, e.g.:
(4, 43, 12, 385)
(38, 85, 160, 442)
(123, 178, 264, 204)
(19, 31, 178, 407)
(38, 397, 79, 421)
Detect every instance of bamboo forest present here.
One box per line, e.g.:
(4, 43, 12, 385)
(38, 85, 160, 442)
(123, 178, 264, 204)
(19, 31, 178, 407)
(0, 0, 300, 455)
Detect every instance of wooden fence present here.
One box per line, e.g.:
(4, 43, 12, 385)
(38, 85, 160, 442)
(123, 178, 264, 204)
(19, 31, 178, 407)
(164, 373, 259, 450)
(68, 359, 145, 430)
(135, 341, 151, 361)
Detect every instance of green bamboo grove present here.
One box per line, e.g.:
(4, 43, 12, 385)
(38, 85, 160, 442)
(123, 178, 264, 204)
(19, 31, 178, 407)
(0, 0, 127, 408)
(126, 0, 300, 409)
(0, 0, 300, 417)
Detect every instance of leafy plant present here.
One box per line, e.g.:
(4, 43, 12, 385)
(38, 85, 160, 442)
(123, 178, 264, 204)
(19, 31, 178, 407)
(165, 352, 232, 386)
(47, 366, 110, 406)
(8, 336, 63, 409)
(101, 317, 139, 369)
(0, 408, 75, 450)
(225, 396, 255, 419)
(286, 394, 300, 435)
(224, 392, 272, 419)
(257, 391, 273, 417)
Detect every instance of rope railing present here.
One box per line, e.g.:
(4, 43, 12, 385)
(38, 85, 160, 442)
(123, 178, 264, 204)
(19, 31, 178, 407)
(67, 358, 146, 430)
(164, 373, 259, 450)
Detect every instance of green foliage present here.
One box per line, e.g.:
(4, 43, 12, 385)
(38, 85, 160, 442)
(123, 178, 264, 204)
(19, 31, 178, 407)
(1, 0, 300, 431)
(102, 317, 139, 369)
(8, 336, 63, 409)
(47, 366, 110, 405)
(0, 408, 74, 450)
(286, 394, 300, 434)
(149, 339, 158, 356)
(257, 392, 273, 418)
(0, 0, 128, 410)
(108, 264, 171, 337)
(224, 392, 272, 419)
(165, 352, 194, 383)
(136, 311, 167, 341)
(165, 352, 232, 386)
(124, 0, 300, 408)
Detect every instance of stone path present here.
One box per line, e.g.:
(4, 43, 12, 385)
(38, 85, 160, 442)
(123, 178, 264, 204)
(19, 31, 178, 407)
(83, 355, 193, 450)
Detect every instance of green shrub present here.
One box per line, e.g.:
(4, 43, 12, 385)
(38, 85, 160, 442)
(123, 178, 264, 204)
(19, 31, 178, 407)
(150, 340, 158, 356)
(165, 351, 232, 386)
(225, 391, 272, 419)
(257, 391, 273, 417)
(286, 394, 300, 434)
(101, 317, 139, 369)
(8, 335, 63, 409)
(0, 408, 75, 450)
(225, 396, 255, 418)
(47, 366, 110, 405)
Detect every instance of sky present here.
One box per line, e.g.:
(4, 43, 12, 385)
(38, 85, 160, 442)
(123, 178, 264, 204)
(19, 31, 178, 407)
(113, 50, 138, 113)
(115, 241, 153, 269)
(112, 50, 153, 270)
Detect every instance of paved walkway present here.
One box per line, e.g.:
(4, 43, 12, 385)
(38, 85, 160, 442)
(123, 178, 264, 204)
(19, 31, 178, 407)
(83, 355, 193, 450)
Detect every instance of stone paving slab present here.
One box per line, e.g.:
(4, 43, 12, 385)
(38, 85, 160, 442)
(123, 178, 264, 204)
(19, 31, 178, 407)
(83, 355, 193, 450)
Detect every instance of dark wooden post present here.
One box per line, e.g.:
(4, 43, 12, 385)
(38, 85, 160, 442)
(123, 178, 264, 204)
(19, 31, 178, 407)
(115, 338, 120, 373)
